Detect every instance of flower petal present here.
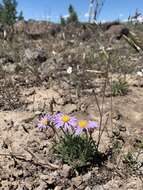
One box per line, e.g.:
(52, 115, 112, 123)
(88, 121, 98, 128)
(75, 127, 83, 135)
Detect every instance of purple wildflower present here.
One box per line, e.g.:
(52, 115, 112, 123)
(75, 120, 98, 135)
(37, 114, 52, 129)
(53, 113, 77, 129)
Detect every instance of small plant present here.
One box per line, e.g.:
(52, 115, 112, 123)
(37, 113, 103, 169)
(111, 79, 128, 96)
(60, 16, 66, 26)
(110, 140, 122, 162)
(56, 134, 100, 168)
(67, 4, 78, 24)
(123, 152, 137, 168)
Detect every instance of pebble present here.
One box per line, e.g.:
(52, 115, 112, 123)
(72, 176, 83, 187)
(62, 164, 74, 178)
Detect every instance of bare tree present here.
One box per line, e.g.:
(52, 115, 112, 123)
(88, 0, 105, 23)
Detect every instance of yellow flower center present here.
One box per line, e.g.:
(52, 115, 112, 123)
(41, 118, 48, 126)
(62, 115, 70, 123)
(78, 120, 88, 128)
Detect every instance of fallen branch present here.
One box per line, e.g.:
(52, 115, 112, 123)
(0, 151, 61, 170)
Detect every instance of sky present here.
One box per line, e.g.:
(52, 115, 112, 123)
(1, 0, 143, 22)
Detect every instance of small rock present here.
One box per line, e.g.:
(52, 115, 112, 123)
(14, 170, 23, 178)
(106, 162, 115, 170)
(40, 175, 56, 185)
(54, 186, 63, 190)
(63, 104, 77, 114)
(82, 172, 91, 182)
(47, 176, 57, 185)
(72, 176, 82, 187)
(40, 174, 50, 180)
(24, 89, 35, 96)
(132, 79, 143, 87)
(85, 187, 91, 190)
(62, 164, 74, 178)
(66, 186, 74, 190)
(92, 185, 104, 190)
(35, 181, 48, 190)
(35, 111, 42, 116)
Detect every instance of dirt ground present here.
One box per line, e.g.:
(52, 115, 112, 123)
(0, 22, 143, 189)
(0, 84, 142, 189)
